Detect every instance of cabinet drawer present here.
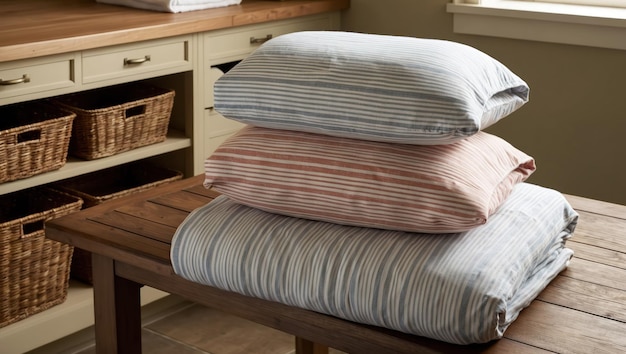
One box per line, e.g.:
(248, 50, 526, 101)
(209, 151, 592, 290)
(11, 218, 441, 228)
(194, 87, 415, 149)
(204, 14, 334, 64)
(204, 108, 245, 157)
(0, 54, 78, 103)
(82, 36, 192, 84)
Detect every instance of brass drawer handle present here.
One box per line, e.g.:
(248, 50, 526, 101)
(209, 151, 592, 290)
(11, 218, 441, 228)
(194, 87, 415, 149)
(124, 55, 151, 65)
(250, 34, 273, 44)
(0, 74, 30, 86)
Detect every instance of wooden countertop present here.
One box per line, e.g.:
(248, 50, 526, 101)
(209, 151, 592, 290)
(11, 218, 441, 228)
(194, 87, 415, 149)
(0, 0, 350, 63)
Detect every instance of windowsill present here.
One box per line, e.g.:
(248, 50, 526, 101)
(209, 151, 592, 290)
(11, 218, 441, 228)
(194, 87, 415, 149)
(446, 1, 626, 50)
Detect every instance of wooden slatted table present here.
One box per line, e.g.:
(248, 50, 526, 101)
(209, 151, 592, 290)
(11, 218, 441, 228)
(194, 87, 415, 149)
(46, 175, 626, 354)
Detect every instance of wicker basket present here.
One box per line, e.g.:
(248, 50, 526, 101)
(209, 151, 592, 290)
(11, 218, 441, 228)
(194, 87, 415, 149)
(54, 161, 183, 283)
(0, 188, 83, 328)
(0, 101, 75, 183)
(53, 83, 175, 160)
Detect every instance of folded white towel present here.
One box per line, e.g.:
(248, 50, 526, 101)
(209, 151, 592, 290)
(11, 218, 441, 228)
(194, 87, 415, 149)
(97, 0, 242, 13)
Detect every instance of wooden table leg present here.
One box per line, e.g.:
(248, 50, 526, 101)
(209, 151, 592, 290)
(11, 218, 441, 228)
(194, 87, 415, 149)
(92, 253, 142, 354)
(296, 337, 330, 354)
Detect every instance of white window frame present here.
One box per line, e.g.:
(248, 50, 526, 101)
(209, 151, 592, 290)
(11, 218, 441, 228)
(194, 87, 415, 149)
(447, 0, 626, 50)
(459, 0, 626, 7)
(528, 0, 626, 8)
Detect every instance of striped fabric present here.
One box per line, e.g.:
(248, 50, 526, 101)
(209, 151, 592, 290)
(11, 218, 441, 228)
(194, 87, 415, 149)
(204, 126, 536, 233)
(214, 31, 529, 145)
(171, 183, 578, 345)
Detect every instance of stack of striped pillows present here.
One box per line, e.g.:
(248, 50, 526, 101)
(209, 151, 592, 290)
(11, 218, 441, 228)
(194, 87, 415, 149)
(204, 31, 535, 233)
(172, 31, 579, 344)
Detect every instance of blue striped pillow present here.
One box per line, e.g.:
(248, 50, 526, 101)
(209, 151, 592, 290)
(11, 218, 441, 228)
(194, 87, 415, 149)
(214, 31, 529, 145)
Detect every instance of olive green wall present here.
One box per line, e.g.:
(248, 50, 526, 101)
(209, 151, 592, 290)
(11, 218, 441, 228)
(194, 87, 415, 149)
(341, 0, 626, 205)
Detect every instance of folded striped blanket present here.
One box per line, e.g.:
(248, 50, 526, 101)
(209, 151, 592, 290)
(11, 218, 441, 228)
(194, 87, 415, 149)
(96, 0, 241, 13)
(171, 183, 577, 344)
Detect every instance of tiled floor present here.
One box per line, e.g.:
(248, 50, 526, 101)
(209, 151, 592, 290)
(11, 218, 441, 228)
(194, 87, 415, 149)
(139, 304, 297, 354)
(32, 296, 344, 354)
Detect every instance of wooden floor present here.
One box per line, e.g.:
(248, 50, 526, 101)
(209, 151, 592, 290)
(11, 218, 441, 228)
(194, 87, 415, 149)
(30, 296, 346, 354)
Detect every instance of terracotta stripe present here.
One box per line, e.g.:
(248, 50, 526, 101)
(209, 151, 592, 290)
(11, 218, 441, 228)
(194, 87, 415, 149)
(204, 126, 535, 233)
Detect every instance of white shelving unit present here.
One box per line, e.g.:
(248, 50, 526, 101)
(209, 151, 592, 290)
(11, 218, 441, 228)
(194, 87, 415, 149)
(0, 35, 197, 354)
(0, 9, 342, 353)
(0, 131, 191, 195)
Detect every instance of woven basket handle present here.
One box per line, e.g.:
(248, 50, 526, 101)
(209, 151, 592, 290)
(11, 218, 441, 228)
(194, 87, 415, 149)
(15, 129, 42, 144)
(124, 104, 146, 119)
(21, 218, 45, 239)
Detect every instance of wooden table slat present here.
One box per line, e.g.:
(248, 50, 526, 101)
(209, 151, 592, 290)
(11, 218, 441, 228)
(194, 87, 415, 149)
(185, 184, 222, 198)
(75, 175, 205, 218)
(113, 200, 193, 228)
(49, 218, 171, 262)
(504, 300, 626, 353)
(89, 211, 178, 244)
(149, 190, 216, 213)
(567, 240, 626, 270)
(562, 258, 626, 291)
(565, 194, 626, 220)
(537, 275, 626, 323)
(480, 340, 552, 354)
(568, 210, 626, 251)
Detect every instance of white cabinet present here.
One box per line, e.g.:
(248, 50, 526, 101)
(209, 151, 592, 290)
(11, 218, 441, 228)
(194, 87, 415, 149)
(0, 11, 341, 354)
(0, 37, 195, 354)
(0, 35, 195, 354)
(0, 36, 195, 196)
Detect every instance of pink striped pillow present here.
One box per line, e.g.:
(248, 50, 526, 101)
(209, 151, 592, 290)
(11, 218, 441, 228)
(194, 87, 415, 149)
(204, 126, 536, 233)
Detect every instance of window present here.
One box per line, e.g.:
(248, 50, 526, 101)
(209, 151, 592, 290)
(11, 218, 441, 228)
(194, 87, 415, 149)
(526, 0, 626, 8)
(459, 0, 626, 6)
(447, 0, 626, 50)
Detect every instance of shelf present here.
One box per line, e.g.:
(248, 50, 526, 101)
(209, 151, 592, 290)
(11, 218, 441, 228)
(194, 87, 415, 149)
(0, 130, 189, 354)
(0, 281, 169, 354)
(0, 4, 345, 352)
(0, 130, 191, 195)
